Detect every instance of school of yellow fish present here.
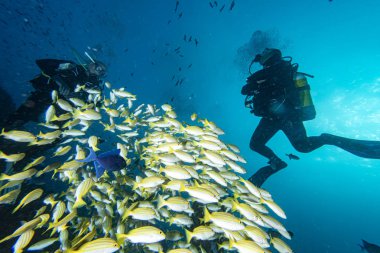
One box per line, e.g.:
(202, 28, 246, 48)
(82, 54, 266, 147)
(0, 81, 293, 253)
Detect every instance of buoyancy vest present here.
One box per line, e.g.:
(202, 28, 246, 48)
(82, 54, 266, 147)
(243, 60, 316, 121)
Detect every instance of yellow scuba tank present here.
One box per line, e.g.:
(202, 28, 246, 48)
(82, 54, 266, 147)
(293, 72, 316, 121)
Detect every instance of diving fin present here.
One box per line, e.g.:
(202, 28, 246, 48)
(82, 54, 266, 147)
(322, 134, 380, 159)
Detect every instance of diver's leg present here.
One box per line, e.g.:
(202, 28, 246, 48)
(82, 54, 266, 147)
(0, 91, 52, 171)
(248, 118, 287, 186)
(248, 165, 276, 187)
(282, 120, 325, 153)
(249, 118, 280, 159)
(3, 91, 50, 130)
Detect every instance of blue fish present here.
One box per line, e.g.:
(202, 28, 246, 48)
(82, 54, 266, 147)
(78, 149, 126, 178)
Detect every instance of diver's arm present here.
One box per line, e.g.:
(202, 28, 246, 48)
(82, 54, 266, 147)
(35, 59, 76, 76)
(241, 83, 253, 95)
(241, 76, 256, 95)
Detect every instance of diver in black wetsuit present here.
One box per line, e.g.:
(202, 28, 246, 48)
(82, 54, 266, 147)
(242, 48, 380, 187)
(0, 58, 107, 175)
(4, 59, 107, 130)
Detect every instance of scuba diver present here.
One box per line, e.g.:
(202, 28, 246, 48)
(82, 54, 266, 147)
(242, 48, 380, 187)
(0, 54, 107, 250)
(4, 57, 107, 130)
(0, 53, 107, 177)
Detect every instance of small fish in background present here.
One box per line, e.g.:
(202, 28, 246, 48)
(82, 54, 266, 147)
(188, 36, 192, 42)
(209, 1, 214, 8)
(285, 153, 300, 160)
(219, 4, 225, 12)
(178, 12, 183, 19)
(174, 0, 180, 12)
(214, 1, 218, 7)
(230, 0, 235, 10)
(194, 39, 199, 47)
(183, 34, 187, 41)
(360, 240, 380, 253)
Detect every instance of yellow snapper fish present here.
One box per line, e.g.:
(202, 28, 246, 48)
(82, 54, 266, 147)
(203, 208, 245, 231)
(53, 145, 72, 157)
(0, 188, 21, 204)
(157, 195, 191, 212)
(47, 211, 77, 235)
(56, 98, 74, 112)
(36, 162, 61, 177)
(122, 204, 158, 221)
(112, 89, 136, 99)
(52, 201, 66, 223)
(0, 215, 43, 243)
(270, 237, 293, 253)
(0, 129, 36, 142)
(73, 178, 94, 208)
(0, 150, 25, 163)
(51, 90, 58, 103)
(179, 183, 219, 204)
(13, 229, 35, 253)
(0, 180, 23, 192)
(13, 188, 43, 213)
(229, 237, 270, 253)
(185, 226, 215, 244)
(116, 226, 165, 244)
(69, 97, 86, 107)
(73, 109, 101, 121)
(88, 136, 100, 151)
(27, 237, 58, 251)
(190, 113, 197, 121)
(66, 238, 120, 253)
(23, 156, 46, 171)
(38, 130, 62, 140)
(45, 105, 56, 123)
(0, 169, 37, 181)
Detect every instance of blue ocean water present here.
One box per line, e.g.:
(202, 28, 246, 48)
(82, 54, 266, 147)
(1, 0, 380, 252)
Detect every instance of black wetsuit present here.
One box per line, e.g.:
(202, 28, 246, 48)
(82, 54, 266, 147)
(242, 60, 380, 187)
(242, 61, 325, 159)
(4, 59, 102, 129)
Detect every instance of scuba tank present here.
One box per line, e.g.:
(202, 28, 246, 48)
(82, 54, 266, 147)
(292, 64, 316, 121)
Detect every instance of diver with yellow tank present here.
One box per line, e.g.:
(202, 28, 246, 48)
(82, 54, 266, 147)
(242, 48, 380, 187)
